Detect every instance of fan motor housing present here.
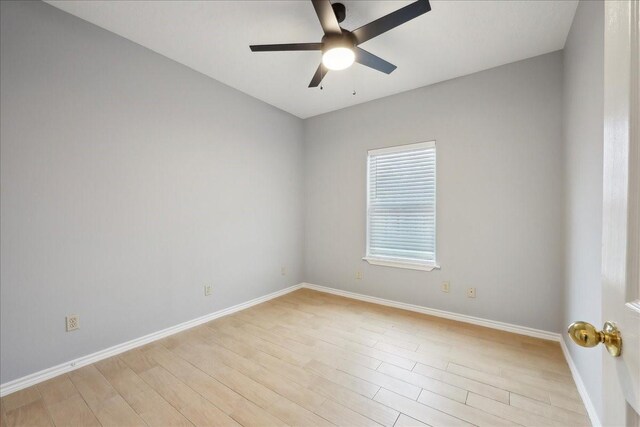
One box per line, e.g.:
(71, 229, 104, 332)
(321, 30, 356, 53)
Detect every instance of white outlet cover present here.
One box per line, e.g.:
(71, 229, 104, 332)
(204, 285, 213, 296)
(66, 315, 80, 331)
(442, 282, 450, 293)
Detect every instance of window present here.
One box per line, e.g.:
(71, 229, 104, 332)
(364, 141, 438, 271)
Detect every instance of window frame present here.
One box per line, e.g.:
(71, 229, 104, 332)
(363, 140, 439, 272)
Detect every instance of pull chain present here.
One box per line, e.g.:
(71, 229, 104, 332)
(352, 65, 357, 95)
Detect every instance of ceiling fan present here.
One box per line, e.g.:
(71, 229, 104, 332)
(249, 0, 432, 88)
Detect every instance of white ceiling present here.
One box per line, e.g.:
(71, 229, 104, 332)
(46, 0, 577, 119)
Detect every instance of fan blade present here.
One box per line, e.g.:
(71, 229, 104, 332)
(308, 63, 328, 87)
(352, 0, 431, 45)
(311, 0, 342, 35)
(250, 43, 323, 52)
(355, 48, 397, 74)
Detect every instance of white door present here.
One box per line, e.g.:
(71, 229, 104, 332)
(602, 0, 639, 425)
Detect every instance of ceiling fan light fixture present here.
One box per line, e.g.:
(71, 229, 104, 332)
(322, 47, 355, 71)
(249, 0, 431, 87)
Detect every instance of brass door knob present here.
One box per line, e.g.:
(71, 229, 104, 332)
(567, 321, 622, 357)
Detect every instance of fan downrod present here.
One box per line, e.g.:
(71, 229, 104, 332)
(332, 3, 346, 23)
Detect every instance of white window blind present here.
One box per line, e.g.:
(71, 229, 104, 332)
(365, 141, 437, 270)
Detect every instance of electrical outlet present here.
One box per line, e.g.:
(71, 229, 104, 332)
(281, 266, 286, 276)
(204, 285, 213, 296)
(66, 315, 79, 332)
(441, 282, 450, 293)
(356, 271, 362, 280)
(467, 287, 476, 298)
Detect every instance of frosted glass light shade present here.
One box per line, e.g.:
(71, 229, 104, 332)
(322, 47, 355, 71)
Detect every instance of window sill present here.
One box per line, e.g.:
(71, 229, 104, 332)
(362, 257, 440, 272)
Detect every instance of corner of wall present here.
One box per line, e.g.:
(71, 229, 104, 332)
(559, 336, 603, 426)
(560, 0, 606, 421)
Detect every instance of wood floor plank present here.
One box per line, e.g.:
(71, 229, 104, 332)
(349, 303, 567, 375)
(68, 365, 120, 407)
(118, 346, 160, 374)
(374, 342, 448, 371)
(270, 310, 415, 369)
(36, 375, 79, 407)
(497, 366, 581, 401)
(447, 362, 551, 403)
(386, 330, 450, 357)
(270, 315, 417, 371)
(308, 375, 399, 427)
(549, 392, 588, 415)
(441, 351, 503, 376)
(95, 396, 148, 427)
(413, 363, 510, 404)
(416, 389, 513, 427)
(96, 356, 193, 427)
(270, 324, 384, 370)
(208, 321, 313, 367)
(448, 340, 568, 376)
(316, 324, 379, 348)
(220, 339, 391, 426)
(228, 310, 380, 368)
(343, 342, 417, 371)
(377, 363, 468, 403)
(239, 319, 383, 371)
(373, 388, 472, 427)
(187, 339, 329, 411)
(357, 328, 421, 352)
(4, 400, 52, 427)
(331, 359, 421, 400)
(1, 401, 8, 427)
(1, 387, 41, 413)
(393, 414, 429, 427)
(500, 365, 573, 384)
(171, 341, 333, 427)
(171, 341, 282, 409)
(45, 394, 101, 427)
(141, 343, 288, 427)
(466, 392, 560, 427)
(509, 393, 590, 426)
(315, 399, 383, 427)
(306, 359, 381, 399)
(187, 332, 388, 427)
(137, 365, 240, 427)
(206, 321, 382, 402)
(68, 365, 146, 427)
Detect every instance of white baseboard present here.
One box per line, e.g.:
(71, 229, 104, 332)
(0, 283, 303, 397)
(559, 337, 601, 427)
(301, 283, 561, 341)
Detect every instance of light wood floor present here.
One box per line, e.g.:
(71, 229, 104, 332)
(1, 288, 589, 427)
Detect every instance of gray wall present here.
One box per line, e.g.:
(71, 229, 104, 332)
(303, 52, 565, 333)
(0, 0, 304, 384)
(561, 0, 604, 418)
